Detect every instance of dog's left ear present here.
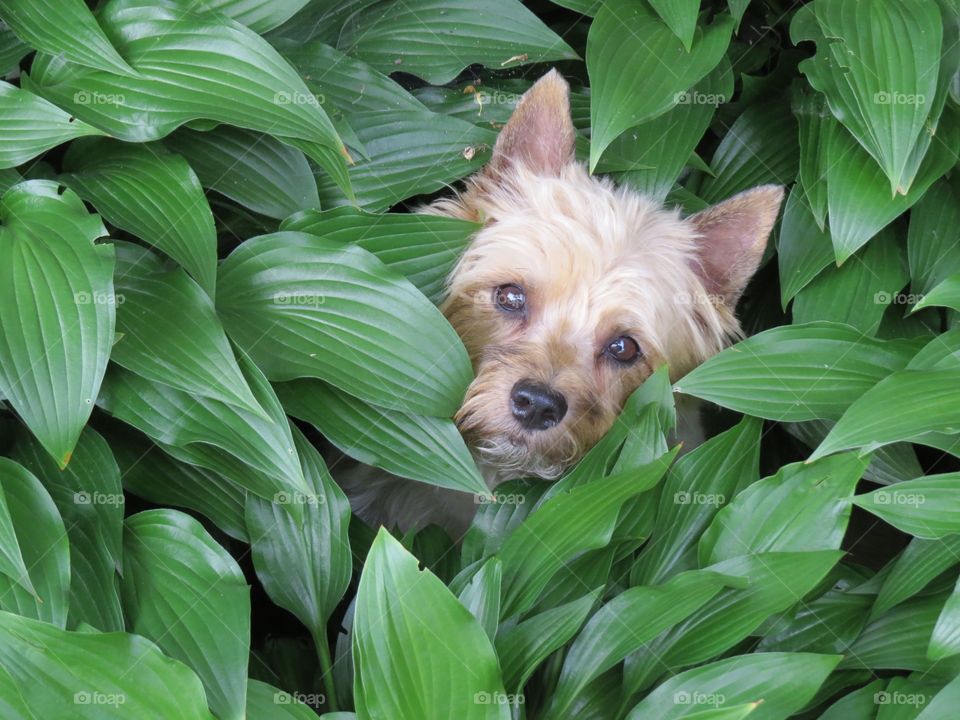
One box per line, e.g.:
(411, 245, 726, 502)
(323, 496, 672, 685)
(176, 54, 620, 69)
(487, 69, 576, 179)
(688, 185, 785, 306)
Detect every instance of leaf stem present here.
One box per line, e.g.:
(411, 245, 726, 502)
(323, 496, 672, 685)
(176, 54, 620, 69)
(313, 629, 340, 712)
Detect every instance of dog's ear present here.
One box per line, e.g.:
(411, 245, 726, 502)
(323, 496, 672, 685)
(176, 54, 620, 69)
(688, 185, 784, 306)
(488, 69, 576, 179)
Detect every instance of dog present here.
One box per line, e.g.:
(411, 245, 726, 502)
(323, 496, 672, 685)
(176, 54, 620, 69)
(338, 70, 783, 537)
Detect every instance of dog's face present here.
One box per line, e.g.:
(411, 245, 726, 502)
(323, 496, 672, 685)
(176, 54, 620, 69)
(437, 71, 783, 479)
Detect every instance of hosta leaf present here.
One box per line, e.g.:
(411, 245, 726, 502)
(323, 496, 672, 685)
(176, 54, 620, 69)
(818, 680, 886, 720)
(0, 21, 29, 75)
(0, 0, 136, 76)
(122, 509, 250, 720)
(587, 0, 733, 169)
(842, 593, 947, 671)
(908, 178, 960, 296)
(281, 207, 478, 305)
(812, 369, 960, 459)
(0, 81, 104, 169)
(930, 575, 960, 660)
(11, 427, 123, 631)
(674, 322, 919, 421)
(0, 457, 68, 626)
(496, 589, 597, 693)
(550, 570, 731, 719)
(337, 0, 578, 85)
(873, 535, 960, 617)
(0, 168, 19, 194)
(25, 0, 348, 192)
(276, 378, 487, 497)
(247, 679, 321, 719)
(908, 328, 960, 369)
(793, 86, 830, 229)
(699, 453, 866, 564)
(458, 558, 503, 641)
(217, 231, 471, 416)
(626, 652, 841, 720)
(791, 0, 943, 194)
(460, 479, 549, 569)
(0, 610, 214, 719)
(61, 139, 217, 295)
(164, 126, 320, 220)
(919, 675, 960, 719)
(98, 356, 310, 508)
(246, 426, 352, 639)
(757, 589, 872, 654)
(353, 529, 509, 720)
(852, 473, 960, 538)
(0, 179, 115, 466)
(111, 242, 265, 416)
(914, 274, 960, 312)
(650, 0, 701, 51)
(175, 0, 313, 33)
(497, 450, 678, 618)
(777, 187, 835, 307)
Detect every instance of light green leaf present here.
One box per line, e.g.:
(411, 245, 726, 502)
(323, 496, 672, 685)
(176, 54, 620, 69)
(914, 274, 960, 312)
(0, 21, 29, 75)
(217, 231, 471, 416)
(872, 535, 960, 617)
(458, 558, 502, 642)
(757, 589, 872, 655)
(650, 0, 701, 51)
(174, 0, 314, 33)
(0, 179, 114, 466)
(777, 186, 835, 306)
(122, 509, 250, 720)
(930, 574, 960, 660)
(247, 679, 321, 719)
(353, 529, 509, 720)
(0, 459, 40, 598)
(793, 75, 830, 228)
(852, 473, 960, 538)
(918, 675, 960, 720)
(842, 593, 947, 671)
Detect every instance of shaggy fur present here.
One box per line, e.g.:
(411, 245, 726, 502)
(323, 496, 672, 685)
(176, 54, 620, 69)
(337, 70, 783, 536)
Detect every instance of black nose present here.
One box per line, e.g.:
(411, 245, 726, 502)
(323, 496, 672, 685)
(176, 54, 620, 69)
(510, 380, 567, 431)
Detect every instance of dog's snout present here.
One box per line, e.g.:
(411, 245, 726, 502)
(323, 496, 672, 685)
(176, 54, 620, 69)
(510, 380, 567, 431)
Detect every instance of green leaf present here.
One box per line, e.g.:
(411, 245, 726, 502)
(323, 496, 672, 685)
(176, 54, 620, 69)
(918, 675, 960, 719)
(26, 0, 348, 192)
(458, 558, 502, 642)
(0, 610, 214, 719)
(873, 535, 960, 617)
(61, 139, 217, 295)
(757, 588, 872, 654)
(276, 378, 488, 497)
(817, 680, 886, 720)
(337, 0, 578, 84)
(461, 480, 549, 569)
(0, 21, 29, 75)
(0, 81, 104, 169)
(699, 453, 866, 564)
(792, 0, 944, 194)
(587, 0, 733, 169)
(353, 529, 509, 720)
(550, 570, 731, 719)
(793, 86, 830, 228)
(0, 459, 41, 597)
(0, 0, 136, 76)
(111, 242, 265, 416)
(0, 179, 115, 466)
(674, 322, 919, 421)
(281, 207, 478, 306)
(811, 369, 960, 459)
(930, 574, 960, 660)
(122, 509, 250, 720)
(497, 451, 678, 618)
(650, 0, 701, 51)
(842, 593, 947, 671)
(626, 652, 841, 720)
(216, 231, 471, 416)
(914, 274, 960, 312)
(247, 679, 323, 719)
(246, 426, 352, 639)
(777, 187, 835, 307)
(852, 473, 960, 538)
(908, 178, 960, 295)
(11, 427, 124, 631)
(164, 126, 320, 221)
(175, 0, 314, 33)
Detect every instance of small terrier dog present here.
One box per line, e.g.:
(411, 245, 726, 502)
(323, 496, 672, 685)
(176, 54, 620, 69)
(340, 70, 783, 535)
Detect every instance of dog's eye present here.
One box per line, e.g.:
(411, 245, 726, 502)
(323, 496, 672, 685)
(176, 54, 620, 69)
(495, 284, 526, 312)
(605, 336, 641, 364)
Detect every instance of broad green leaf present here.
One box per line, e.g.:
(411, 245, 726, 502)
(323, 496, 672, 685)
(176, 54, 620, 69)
(914, 274, 960, 312)
(246, 426, 352, 640)
(497, 451, 678, 618)
(907, 328, 960, 369)
(842, 593, 947, 671)
(626, 652, 841, 720)
(25, 0, 349, 192)
(11, 427, 123, 631)
(164, 126, 320, 220)
(930, 574, 960, 660)
(550, 570, 730, 719)
(793, 86, 830, 228)
(217, 231, 471, 416)
(918, 675, 960, 719)
(792, 0, 943, 194)
(122, 509, 250, 720)
(588, 0, 733, 168)
(0, 0, 136, 76)
(699, 453, 866, 564)
(353, 529, 509, 720)
(0, 168, 19, 194)
(0, 21, 29, 75)
(98, 356, 310, 507)
(757, 589, 872, 654)
(812, 369, 960, 459)
(650, 0, 701, 51)
(852, 474, 960, 538)
(0, 459, 40, 597)
(281, 208, 478, 306)
(458, 558, 502, 642)
(632, 416, 761, 585)
(792, 226, 908, 334)
(111, 242, 265, 416)
(0, 610, 214, 719)
(337, 0, 578, 84)
(276, 378, 487, 497)
(460, 480, 549, 569)
(496, 590, 597, 693)
(247, 679, 321, 719)
(61, 139, 217, 294)
(0, 179, 114, 466)
(674, 322, 919, 421)
(873, 535, 960, 617)
(777, 187, 834, 306)
(175, 0, 313, 33)
(908, 178, 960, 295)
(818, 680, 886, 720)
(0, 81, 103, 169)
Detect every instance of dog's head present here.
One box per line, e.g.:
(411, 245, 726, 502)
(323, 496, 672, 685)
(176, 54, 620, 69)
(438, 70, 783, 479)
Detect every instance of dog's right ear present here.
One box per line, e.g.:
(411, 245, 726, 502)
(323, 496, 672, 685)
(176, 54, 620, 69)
(487, 69, 576, 179)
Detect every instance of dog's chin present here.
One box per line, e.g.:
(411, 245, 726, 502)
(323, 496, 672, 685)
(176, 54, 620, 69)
(467, 428, 582, 482)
